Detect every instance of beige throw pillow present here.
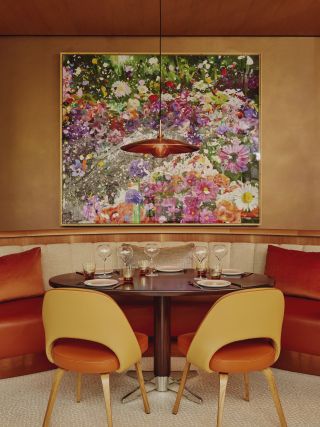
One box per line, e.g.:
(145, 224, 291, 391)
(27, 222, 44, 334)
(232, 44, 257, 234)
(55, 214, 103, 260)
(129, 243, 195, 269)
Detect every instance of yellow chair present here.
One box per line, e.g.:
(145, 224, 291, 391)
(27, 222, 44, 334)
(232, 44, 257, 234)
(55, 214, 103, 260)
(172, 288, 287, 427)
(42, 288, 150, 427)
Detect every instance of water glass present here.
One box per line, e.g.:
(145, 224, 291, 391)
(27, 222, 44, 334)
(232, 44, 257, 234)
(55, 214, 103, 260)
(123, 266, 134, 282)
(82, 262, 96, 280)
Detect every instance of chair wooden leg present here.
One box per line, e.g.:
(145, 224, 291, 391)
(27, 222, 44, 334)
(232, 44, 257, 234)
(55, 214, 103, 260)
(243, 372, 250, 401)
(135, 361, 151, 414)
(263, 368, 287, 427)
(76, 373, 82, 403)
(101, 374, 113, 427)
(217, 373, 228, 427)
(42, 368, 65, 427)
(172, 361, 191, 415)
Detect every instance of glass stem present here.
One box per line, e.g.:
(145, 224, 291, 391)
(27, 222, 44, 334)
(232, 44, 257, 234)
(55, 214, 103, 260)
(103, 259, 106, 276)
(149, 256, 154, 272)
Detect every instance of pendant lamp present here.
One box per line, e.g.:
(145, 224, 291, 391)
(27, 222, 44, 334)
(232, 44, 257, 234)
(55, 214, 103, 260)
(121, 0, 198, 158)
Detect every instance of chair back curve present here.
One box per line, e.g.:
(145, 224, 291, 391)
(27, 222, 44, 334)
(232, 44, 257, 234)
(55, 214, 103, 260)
(187, 288, 285, 372)
(42, 288, 141, 373)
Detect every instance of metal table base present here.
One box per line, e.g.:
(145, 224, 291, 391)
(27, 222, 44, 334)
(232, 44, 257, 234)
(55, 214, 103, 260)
(121, 371, 202, 404)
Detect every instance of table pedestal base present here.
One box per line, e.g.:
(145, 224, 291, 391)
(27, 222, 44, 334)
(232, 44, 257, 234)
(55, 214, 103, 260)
(121, 371, 202, 404)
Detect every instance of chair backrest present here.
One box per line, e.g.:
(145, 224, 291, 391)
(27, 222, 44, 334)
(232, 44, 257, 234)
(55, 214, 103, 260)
(187, 288, 284, 372)
(42, 288, 141, 373)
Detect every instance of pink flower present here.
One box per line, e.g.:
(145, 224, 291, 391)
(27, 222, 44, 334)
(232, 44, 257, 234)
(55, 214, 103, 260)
(181, 197, 200, 223)
(219, 141, 250, 173)
(199, 208, 217, 224)
(194, 179, 218, 202)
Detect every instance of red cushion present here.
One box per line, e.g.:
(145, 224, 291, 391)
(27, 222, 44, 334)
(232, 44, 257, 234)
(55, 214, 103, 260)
(265, 245, 320, 300)
(0, 248, 44, 302)
(282, 296, 320, 355)
(0, 296, 45, 358)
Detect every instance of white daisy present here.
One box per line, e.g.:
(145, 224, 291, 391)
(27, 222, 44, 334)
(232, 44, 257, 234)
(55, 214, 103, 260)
(112, 81, 131, 98)
(233, 183, 259, 211)
(148, 57, 158, 65)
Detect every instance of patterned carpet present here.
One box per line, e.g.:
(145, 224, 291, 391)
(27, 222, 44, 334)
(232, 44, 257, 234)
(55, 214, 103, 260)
(0, 359, 319, 427)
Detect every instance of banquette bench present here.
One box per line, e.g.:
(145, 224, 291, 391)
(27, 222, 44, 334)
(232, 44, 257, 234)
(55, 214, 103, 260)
(0, 229, 319, 378)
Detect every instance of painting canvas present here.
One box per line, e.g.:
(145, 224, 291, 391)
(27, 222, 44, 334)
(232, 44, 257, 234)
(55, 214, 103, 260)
(61, 53, 260, 225)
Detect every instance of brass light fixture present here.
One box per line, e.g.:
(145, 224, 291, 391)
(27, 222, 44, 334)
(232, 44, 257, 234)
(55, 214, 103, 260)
(121, 0, 199, 158)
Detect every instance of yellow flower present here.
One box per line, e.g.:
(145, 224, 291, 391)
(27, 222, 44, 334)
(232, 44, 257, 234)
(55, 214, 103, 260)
(205, 77, 212, 84)
(100, 85, 107, 96)
(86, 153, 93, 160)
(92, 58, 98, 64)
(97, 160, 105, 168)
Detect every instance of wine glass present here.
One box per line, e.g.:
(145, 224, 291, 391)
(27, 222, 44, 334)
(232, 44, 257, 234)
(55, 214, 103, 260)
(96, 244, 112, 277)
(193, 246, 208, 277)
(118, 244, 134, 267)
(212, 244, 228, 275)
(144, 243, 160, 276)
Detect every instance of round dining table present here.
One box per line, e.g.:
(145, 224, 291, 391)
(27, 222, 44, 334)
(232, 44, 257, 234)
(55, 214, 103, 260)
(49, 270, 274, 397)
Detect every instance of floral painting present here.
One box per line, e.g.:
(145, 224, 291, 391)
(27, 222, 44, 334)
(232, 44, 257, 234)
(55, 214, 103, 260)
(62, 54, 260, 225)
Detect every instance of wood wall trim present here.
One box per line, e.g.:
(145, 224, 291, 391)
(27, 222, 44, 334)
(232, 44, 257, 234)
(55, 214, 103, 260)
(0, 228, 319, 246)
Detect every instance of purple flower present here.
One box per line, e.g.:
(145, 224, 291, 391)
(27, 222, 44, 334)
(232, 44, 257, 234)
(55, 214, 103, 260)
(216, 125, 230, 135)
(83, 196, 101, 221)
(70, 159, 85, 177)
(219, 141, 250, 173)
(129, 159, 149, 179)
(125, 189, 143, 204)
(63, 121, 90, 141)
(243, 107, 257, 119)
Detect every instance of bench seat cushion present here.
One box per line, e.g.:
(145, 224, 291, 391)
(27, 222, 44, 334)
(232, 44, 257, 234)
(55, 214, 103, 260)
(0, 296, 45, 358)
(282, 296, 320, 355)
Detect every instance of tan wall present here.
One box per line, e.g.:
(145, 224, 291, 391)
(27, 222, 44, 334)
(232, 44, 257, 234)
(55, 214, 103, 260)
(0, 36, 319, 231)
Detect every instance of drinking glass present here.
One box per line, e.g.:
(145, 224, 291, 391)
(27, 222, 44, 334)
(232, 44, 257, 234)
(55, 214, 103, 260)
(96, 244, 112, 277)
(144, 243, 160, 276)
(193, 246, 208, 277)
(118, 244, 134, 267)
(212, 244, 228, 275)
(82, 262, 96, 280)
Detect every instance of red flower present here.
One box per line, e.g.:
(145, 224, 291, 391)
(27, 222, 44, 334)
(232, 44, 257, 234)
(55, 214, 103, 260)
(165, 81, 175, 89)
(148, 94, 159, 103)
(110, 118, 124, 131)
(221, 67, 227, 77)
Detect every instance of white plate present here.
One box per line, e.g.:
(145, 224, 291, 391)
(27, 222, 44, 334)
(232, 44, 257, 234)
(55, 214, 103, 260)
(95, 269, 113, 276)
(157, 266, 184, 272)
(222, 269, 244, 276)
(197, 279, 231, 288)
(84, 279, 118, 287)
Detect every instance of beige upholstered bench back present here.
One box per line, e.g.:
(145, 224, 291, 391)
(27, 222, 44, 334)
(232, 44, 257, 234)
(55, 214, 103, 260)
(1, 242, 320, 290)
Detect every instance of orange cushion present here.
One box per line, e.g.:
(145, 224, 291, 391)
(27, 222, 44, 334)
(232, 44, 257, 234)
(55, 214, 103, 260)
(52, 332, 148, 374)
(0, 248, 44, 302)
(265, 245, 320, 300)
(178, 333, 275, 373)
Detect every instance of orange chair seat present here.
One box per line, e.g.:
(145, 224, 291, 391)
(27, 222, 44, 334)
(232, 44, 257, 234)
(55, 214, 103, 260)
(52, 332, 148, 374)
(178, 333, 276, 373)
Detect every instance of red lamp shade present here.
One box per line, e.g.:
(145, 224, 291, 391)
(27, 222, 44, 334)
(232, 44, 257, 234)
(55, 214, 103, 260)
(120, 136, 199, 158)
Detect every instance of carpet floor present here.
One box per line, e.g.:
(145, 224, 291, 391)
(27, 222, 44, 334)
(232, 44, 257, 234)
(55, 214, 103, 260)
(0, 360, 319, 427)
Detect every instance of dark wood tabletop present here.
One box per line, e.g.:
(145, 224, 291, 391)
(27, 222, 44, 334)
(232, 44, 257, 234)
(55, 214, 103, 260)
(49, 270, 274, 297)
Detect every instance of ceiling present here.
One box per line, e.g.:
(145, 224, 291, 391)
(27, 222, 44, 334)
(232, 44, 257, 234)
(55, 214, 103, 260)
(0, 0, 319, 36)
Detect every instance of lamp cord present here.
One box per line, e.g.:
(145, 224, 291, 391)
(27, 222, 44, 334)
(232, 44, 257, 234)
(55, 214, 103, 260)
(159, 0, 162, 137)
